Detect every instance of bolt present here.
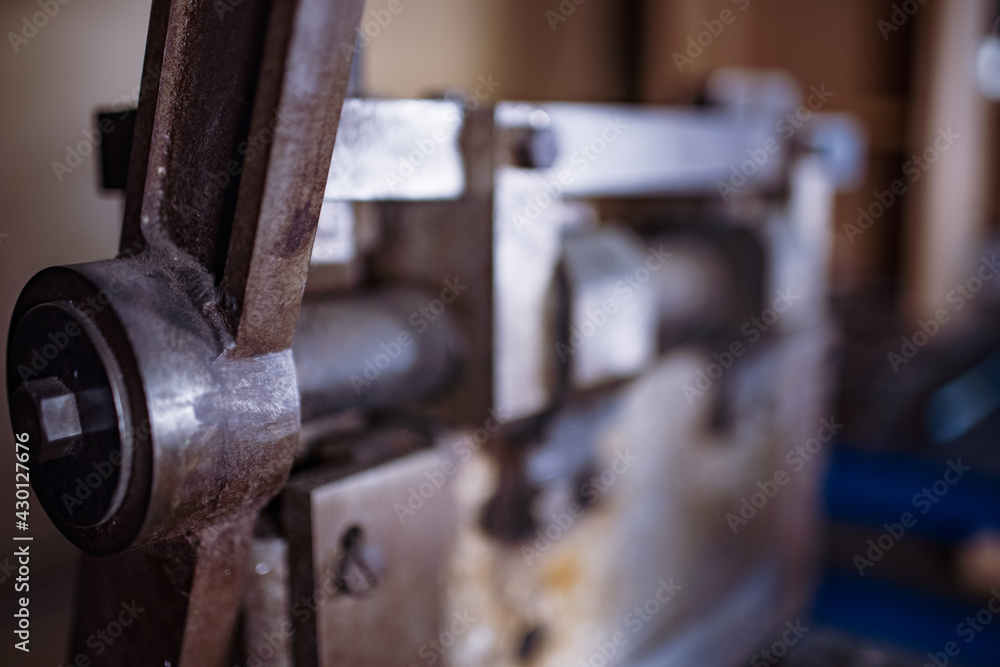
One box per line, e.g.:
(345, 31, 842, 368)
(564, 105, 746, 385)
(12, 377, 82, 463)
(513, 126, 559, 170)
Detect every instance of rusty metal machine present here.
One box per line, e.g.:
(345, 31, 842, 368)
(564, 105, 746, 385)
(5, 0, 864, 665)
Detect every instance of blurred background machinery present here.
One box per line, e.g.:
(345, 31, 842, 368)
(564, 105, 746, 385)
(2, 1, 1000, 666)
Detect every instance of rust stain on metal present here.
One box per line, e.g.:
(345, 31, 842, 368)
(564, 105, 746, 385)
(278, 203, 318, 259)
(541, 553, 581, 594)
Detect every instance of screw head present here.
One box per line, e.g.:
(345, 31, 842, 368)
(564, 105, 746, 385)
(513, 126, 559, 170)
(13, 377, 82, 463)
(7, 301, 129, 530)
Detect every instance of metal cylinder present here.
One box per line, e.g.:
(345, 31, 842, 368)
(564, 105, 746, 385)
(294, 288, 464, 421)
(6, 260, 300, 555)
(6, 261, 463, 555)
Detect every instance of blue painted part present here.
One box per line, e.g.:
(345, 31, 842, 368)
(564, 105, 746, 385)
(824, 446, 1000, 543)
(813, 572, 1000, 667)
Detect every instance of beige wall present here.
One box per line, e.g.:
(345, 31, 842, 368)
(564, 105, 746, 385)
(364, 0, 628, 101)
